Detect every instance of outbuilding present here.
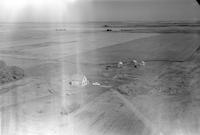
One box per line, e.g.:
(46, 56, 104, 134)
(117, 61, 123, 68)
(132, 60, 138, 68)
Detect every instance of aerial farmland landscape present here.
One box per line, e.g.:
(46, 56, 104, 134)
(0, 0, 200, 135)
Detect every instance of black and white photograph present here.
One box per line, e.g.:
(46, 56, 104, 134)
(0, 0, 200, 135)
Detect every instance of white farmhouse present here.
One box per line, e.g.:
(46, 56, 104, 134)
(69, 74, 89, 87)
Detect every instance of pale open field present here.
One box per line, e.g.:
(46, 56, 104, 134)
(1, 23, 200, 135)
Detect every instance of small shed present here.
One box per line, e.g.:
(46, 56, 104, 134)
(117, 61, 123, 68)
(140, 61, 146, 66)
(69, 74, 89, 87)
(132, 60, 138, 68)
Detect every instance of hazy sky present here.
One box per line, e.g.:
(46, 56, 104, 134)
(0, 0, 200, 22)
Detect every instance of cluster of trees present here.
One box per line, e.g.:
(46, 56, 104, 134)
(0, 60, 24, 84)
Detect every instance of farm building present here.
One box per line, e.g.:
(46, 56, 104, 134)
(69, 74, 89, 87)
